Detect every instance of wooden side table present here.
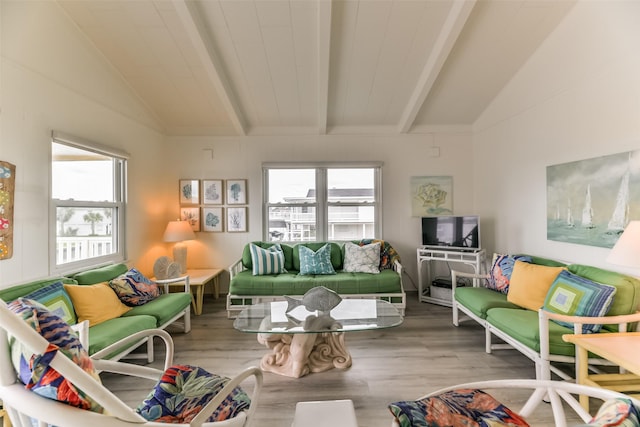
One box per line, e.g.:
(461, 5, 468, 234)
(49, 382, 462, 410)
(563, 332, 640, 410)
(156, 269, 223, 315)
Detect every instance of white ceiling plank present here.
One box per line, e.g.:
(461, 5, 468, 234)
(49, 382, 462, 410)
(317, 0, 331, 134)
(397, 0, 477, 133)
(173, 0, 247, 135)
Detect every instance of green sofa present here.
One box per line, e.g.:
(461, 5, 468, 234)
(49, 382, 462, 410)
(0, 263, 192, 362)
(226, 241, 406, 318)
(451, 255, 640, 381)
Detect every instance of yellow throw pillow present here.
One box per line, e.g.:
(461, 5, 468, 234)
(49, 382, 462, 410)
(64, 282, 132, 327)
(507, 261, 565, 311)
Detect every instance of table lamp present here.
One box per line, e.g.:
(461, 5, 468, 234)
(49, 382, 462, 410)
(606, 221, 640, 268)
(163, 220, 196, 274)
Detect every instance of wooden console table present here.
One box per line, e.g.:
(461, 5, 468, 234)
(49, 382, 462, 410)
(155, 268, 223, 315)
(563, 332, 640, 410)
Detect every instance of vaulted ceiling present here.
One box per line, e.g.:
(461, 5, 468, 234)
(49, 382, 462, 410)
(58, 0, 575, 137)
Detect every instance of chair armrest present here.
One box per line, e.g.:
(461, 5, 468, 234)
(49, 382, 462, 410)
(540, 310, 640, 333)
(229, 259, 245, 280)
(91, 329, 175, 372)
(154, 275, 190, 294)
(70, 320, 89, 350)
(392, 260, 403, 276)
(451, 270, 490, 290)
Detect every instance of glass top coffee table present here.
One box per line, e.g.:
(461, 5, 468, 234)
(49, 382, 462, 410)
(234, 299, 403, 378)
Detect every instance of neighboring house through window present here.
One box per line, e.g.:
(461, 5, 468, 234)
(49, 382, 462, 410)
(263, 163, 381, 242)
(50, 131, 127, 274)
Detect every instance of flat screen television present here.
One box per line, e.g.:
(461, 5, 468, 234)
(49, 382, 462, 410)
(421, 215, 481, 251)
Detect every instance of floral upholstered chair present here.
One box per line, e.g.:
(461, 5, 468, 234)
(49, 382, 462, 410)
(0, 297, 262, 427)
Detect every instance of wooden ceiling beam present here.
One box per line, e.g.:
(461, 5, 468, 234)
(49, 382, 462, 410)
(317, 0, 332, 135)
(174, 0, 247, 136)
(397, 0, 476, 134)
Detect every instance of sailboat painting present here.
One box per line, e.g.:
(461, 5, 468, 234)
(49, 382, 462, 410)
(546, 150, 640, 248)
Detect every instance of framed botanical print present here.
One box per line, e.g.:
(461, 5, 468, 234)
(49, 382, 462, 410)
(202, 179, 224, 205)
(179, 179, 200, 205)
(226, 179, 247, 205)
(202, 207, 224, 232)
(227, 207, 247, 232)
(180, 207, 200, 231)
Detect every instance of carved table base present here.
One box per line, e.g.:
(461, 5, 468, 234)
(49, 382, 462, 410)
(257, 331, 352, 378)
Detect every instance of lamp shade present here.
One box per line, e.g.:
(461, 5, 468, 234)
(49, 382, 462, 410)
(163, 220, 196, 243)
(607, 220, 640, 268)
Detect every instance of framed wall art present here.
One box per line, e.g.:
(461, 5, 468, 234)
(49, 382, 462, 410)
(179, 179, 199, 205)
(410, 176, 453, 216)
(180, 207, 200, 231)
(202, 207, 224, 232)
(227, 207, 247, 232)
(226, 179, 247, 205)
(202, 179, 223, 205)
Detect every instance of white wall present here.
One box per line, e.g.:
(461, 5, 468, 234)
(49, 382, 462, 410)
(474, 0, 640, 274)
(165, 132, 475, 292)
(0, 1, 168, 287)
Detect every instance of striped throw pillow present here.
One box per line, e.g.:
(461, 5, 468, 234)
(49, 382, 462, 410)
(250, 243, 286, 276)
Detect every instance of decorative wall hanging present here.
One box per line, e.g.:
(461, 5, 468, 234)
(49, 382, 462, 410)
(0, 161, 15, 260)
(202, 179, 223, 205)
(410, 176, 453, 216)
(226, 179, 247, 205)
(202, 207, 224, 232)
(180, 207, 201, 232)
(227, 207, 247, 232)
(179, 179, 200, 205)
(546, 150, 640, 248)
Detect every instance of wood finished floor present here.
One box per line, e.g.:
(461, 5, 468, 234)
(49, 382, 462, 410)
(102, 292, 575, 426)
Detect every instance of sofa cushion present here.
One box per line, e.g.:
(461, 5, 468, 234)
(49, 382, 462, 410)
(543, 270, 616, 334)
(22, 281, 77, 325)
(72, 263, 129, 285)
(488, 254, 532, 294)
(7, 298, 103, 412)
(249, 243, 287, 275)
(486, 307, 577, 356)
(298, 244, 336, 275)
(0, 277, 77, 302)
(293, 242, 343, 271)
(455, 287, 522, 320)
(85, 315, 157, 357)
(507, 262, 564, 311)
(242, 241, 294, 271)
(123, 293, 192, 327)
(355, 239, 401, 270)
(64, 283, 132, 327)
(343, 241, 380, 274)
(587, 397, 640, 426)
(229, 270, 402, 296)
(109, 268, 160, 306)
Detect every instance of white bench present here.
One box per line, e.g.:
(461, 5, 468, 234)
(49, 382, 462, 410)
(292, 399, 358, 427)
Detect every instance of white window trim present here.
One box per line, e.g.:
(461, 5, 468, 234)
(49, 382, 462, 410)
(49, 132, 128, 275)
(262, 162, 383, 241)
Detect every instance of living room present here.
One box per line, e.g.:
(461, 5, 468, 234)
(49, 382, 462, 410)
(2, 0, 640, 425)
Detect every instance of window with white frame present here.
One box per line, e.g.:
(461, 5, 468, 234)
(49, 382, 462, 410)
(263, 163, 381, 242)
(51, 132, 127, 273)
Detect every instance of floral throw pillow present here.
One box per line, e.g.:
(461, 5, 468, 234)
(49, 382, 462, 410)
(137, 364, 251, 423)
(343, 241, 380, 274)
(358, 239, 401, 270)
(488, 253, 533, 294)
(109, 268, 160, 306)
(585, 397, 640, 427)
(389, 389, 530, 427)
(7, 298, 103, 413)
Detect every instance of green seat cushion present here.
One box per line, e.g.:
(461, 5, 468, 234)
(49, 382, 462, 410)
(229, 269, 401, 296)
(0, 277, 76, 301)
(72, 263, 129, 285)
(454, 287, 522, 319)
(486, 307, 576, 357)
(87, 315, 157, 356)
(123, 293, 191, 326)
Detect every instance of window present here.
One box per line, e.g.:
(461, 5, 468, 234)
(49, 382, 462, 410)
(50, 132, 127, 273)
(263, 163, 381, 242)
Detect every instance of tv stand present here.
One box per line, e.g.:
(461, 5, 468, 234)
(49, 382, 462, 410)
(416, 247, 486, 307)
